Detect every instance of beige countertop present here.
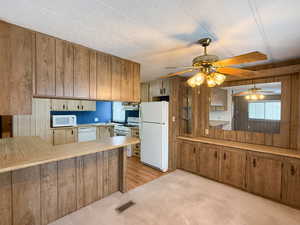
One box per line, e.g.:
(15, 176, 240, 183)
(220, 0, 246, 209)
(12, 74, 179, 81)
(177, 136, 300, 160)
(0, 136, 139, 173)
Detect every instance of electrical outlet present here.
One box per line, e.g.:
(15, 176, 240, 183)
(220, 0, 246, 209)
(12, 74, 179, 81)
(205, 128, 209, 135)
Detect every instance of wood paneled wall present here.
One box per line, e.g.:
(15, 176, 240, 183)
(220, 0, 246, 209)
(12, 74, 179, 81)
(174, 63, 300, 152)
(13, 98, 52, 143)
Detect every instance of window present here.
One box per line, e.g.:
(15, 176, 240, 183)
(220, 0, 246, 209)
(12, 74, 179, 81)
(248, 101, 281, 120)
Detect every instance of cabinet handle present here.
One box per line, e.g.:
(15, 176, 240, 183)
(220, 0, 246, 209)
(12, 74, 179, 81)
(82, 105, 84, 110)
(214, 151, 217, 159)
(77, 105, 80, 110)
(63, 104, 65, 110)
(193, 147, 196, 154)
(223, 153, 226, 160)
(71, 130, 74, 135)
(160, 89, 162, 95)
(291, 165, 296, 176)
(253, 158, 257, 168)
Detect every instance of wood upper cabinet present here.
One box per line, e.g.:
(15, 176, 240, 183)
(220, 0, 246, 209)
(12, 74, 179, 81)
(111, 56, 123, 101)
(121, 61, 134, 101)
(179, 142, 197, 173)
(282, 159, 300, 208)
(74, 45, 90, 98)
(36, 33, 56, 96)
(132, 63, 141, 102)
(219, 147, 247, 189)
(149, 79, 170, 99)
(51, 99, 68, 111)
(246, 153, 283, 201)
(197, 144, 219, 180)
(0, 21, 33, 115)
(141, 83, 150, 102)
(89, 50, 97, 99)
(80, 100, 96, 111)
(55, 39, 74, 97)
(96, 52, 112, 100)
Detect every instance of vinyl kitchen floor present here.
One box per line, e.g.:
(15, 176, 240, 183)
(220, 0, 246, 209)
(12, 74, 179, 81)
(50, 170, 300, 225)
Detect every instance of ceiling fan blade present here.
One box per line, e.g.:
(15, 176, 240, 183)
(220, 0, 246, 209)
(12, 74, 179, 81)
(213, 51, 267, 67)
(165, 66, 194, 69)
(159, 69, 193, 79)
(217, 67, 255, 77)
(233, 91, 251, 96)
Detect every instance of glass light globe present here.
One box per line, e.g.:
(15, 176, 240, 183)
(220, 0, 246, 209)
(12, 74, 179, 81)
(213, 73, 226, 85)
(193, 72, 205, 86)
(251, 94, 258, 100)
(245, 95, 250, 100)
(207, 76, 216, 87)
(259, 94, 265, 99)
(187, 76, 196, 87)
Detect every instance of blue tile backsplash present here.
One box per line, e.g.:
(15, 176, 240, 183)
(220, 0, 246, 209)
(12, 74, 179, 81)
(51, 101, 112, 124)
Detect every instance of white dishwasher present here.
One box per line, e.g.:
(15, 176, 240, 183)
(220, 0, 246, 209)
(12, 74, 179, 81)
(78, 127, 97, 142)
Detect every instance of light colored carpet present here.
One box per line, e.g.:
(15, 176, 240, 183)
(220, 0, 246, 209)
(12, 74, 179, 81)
(50, 170, 300, 225)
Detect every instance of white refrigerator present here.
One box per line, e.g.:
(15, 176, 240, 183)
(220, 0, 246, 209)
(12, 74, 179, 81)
(140, 101, 168, 172)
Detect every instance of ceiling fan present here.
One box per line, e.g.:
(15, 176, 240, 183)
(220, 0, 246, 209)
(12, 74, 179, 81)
(233, 84, 275, 100)
(160, 38, 267, 87)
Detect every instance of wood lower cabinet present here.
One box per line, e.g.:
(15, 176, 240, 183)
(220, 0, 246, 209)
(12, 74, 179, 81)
(53, 128, 77, 145)
(197, 144, 219, 180)
(97, 126, 113, 139)
(282, 159, 300, 208)
(219, 147, 247, 189)
(179, 142, 197, 173)
(76, 154, 98, 208)
(246, 153, 283, 201)
(0, 21, 33, 115)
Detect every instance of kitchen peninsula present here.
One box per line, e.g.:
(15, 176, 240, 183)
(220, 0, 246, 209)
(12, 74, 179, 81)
(0, 136, 139, 225)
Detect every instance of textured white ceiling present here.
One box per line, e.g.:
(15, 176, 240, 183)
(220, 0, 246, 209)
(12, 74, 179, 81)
(1, 0, 300, 81)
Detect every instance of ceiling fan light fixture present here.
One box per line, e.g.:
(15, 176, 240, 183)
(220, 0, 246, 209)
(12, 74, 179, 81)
(206, 75, 217, 87)
(187, 76, 197, 88)
(213, 73, 226, 85)
(193, 72, 205, 85)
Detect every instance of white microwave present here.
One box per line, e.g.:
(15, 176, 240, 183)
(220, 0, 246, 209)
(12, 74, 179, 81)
(52, 115, 77, 127)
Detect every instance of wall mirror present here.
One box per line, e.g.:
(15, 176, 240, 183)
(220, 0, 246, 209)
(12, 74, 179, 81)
(209, 82, 282, 134)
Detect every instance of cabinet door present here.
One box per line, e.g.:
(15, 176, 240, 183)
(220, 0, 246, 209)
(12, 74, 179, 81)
(162, 79, 170, 96)
(282, 160, 300, 208)
(80, 100, 96, 111)
(51, 99, 67, 111)
(132, 63, 141, 102)
(149, 80, 162, 98)
(111, 56, 123, 100)
(197, 144, 219, 180)
(76, 154, 98, 208)
(67, 100, 81, 111)
(0, 21, 33, 115)
(89, 50, 97, 99)
(53, 129, 66, 145)
(220, 147, 246, 189)
(121, 61, 133, 101)
(55, 39, 74, 97)
(179, 142, 197, 173)
(36, 33, 56, 96)
(141, 83, 149, 102)
(96, 52, 112, 100)
(74, 45, 90, 98)
(65, 128, 77, 144)
(247, 153, 282, 201)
